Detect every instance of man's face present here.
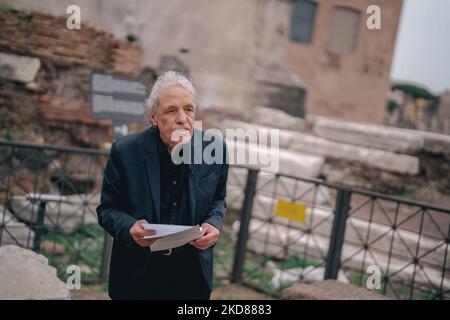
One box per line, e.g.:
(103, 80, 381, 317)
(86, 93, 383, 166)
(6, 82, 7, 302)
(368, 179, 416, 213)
(151, 84, 195, 151)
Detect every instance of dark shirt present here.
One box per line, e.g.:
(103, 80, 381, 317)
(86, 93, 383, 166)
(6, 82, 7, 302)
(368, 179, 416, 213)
(157, 131, 190, 225)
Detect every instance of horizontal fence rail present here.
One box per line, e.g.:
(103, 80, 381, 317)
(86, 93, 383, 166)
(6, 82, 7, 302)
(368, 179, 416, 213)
(1, 140, 449, 299)
(0, 140, 109, 282)
(227, 167, 450, 300)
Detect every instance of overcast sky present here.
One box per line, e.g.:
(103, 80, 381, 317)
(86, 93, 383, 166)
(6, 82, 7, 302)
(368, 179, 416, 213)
(390, 0, 450, 94)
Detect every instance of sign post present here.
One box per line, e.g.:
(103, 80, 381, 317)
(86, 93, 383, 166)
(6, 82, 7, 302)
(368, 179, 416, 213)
(91, 72, 148, 139)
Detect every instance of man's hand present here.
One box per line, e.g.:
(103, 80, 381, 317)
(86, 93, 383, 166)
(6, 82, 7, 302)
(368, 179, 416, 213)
(130, 219, 159, 247)
(189, 223, 220, 250)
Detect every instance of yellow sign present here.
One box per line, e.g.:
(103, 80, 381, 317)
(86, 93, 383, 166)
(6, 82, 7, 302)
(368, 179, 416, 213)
(275, 199, 306, 223)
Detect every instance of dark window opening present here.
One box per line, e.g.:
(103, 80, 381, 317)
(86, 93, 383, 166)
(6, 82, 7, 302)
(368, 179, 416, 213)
(289, 0, 317, 44)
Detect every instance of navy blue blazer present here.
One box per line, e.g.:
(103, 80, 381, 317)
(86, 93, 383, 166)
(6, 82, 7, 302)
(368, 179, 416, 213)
(97, 127, 229, 299)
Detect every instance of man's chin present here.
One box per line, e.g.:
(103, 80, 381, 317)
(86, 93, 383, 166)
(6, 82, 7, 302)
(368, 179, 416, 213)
(171, 129, 192, 145)
(178, 134, 192, 145)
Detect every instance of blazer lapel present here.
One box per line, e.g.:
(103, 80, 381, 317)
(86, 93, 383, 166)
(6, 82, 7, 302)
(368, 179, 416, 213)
(144, 128, 161, 223)
(187, 168, 197, 226)
(187, 130, 203, 225)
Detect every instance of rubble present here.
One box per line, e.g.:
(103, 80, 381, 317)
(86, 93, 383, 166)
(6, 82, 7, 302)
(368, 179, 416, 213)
(0, 245, 70, 300)
(0, 52, 41, 83)
(281, 280, 387, 300)
(251, 106, 307, 131)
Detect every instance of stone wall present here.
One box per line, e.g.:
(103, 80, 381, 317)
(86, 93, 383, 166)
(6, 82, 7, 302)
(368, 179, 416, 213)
(0, 10, 143, 148)
(1, 0, 293, 116)
(0, 11, 141, 75)
(1, 0, 404, 124)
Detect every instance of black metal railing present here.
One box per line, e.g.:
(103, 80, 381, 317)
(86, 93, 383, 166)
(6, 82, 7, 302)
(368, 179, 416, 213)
(0, 140, 109, 282)
(228, 168, 450, 300)
(1, 140, 449, 299)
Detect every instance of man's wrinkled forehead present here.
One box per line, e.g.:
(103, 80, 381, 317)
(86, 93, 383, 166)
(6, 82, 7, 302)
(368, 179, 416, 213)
(157, 85, 195, 109)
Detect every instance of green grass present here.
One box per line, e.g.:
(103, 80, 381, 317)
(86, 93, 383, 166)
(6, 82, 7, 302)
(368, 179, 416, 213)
(394, 286, 411, 299)
(279, 256, 321, 270)
(347, 270, 441, 300)
(41, 222, 104, 281)
(243, 258, 274, 291)
(213, 232, 274, 291)
(1, 6, 20, 14)
(214, 231, 327, 295)
(213, 232, 234, 288)
(97, 282, 108, 293)
(395, 184, 421, 199)
(350, 272, 368, 286)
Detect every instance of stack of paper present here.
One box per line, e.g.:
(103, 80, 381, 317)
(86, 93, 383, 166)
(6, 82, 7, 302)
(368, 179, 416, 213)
(143, 224, 203, 252)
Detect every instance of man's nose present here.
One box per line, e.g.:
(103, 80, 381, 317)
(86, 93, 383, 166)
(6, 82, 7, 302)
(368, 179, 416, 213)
(175, 110, 188, 124)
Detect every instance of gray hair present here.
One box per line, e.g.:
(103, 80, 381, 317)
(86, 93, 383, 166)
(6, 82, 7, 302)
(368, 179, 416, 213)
(145, 71, 197, 124)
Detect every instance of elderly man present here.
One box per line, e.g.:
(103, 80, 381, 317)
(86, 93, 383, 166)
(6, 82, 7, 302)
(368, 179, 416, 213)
(97, 71, 229, 299)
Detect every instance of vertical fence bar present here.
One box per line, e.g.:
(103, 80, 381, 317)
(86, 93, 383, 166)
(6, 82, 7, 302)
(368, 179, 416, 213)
(231, 169, 259, 283)
(32, 201, 47, 253)
(325, 189, 352, 279)
(438, 223, 450, 300)
(99, 231, 113, 282)
(0, 144, 14, 247)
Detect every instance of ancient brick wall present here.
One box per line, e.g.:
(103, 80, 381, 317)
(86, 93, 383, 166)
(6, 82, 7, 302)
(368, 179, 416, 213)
(0, 10, 143, 148)
(0, 11, 141, 74)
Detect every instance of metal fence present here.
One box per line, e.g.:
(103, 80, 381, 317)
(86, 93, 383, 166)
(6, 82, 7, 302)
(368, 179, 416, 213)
(227, 167, 450, 300)
(0, 140, 110, 282)
(1, 140, 449, 299)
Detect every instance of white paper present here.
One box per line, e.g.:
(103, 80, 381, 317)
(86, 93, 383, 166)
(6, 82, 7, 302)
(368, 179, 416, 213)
(142, 224, 203, 252)
(142, 223, 196, 239)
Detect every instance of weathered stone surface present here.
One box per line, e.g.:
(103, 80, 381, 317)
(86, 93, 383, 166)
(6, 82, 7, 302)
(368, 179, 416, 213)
(227, 178, 331, 213)
(420, 131, 450, 155)
(254, 65, 307, 118)
(0, 11, 142, 76)
(0, 52, 41, 83)
(217, 119, 294, 149)
(309, 115, 424, 153)
(0, 205, 34, 247)
(251, 106, 306, 131)
(217, 119, 435, 189)
(291, 132, 367, 161)
(290, 132, 419, 175)
(265, 261, 349, 290)
(226, 139, 324, 178)
(321, 164, 353, 183)
(281, 280, 387, 300)
(256, 175, 331, 205)
(310, 115, 450, 157)
(9, 194, 100, 233)
(0, 10, 141, 149)
(0, 245, 70, 299)
(365, 149, 419, 175)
